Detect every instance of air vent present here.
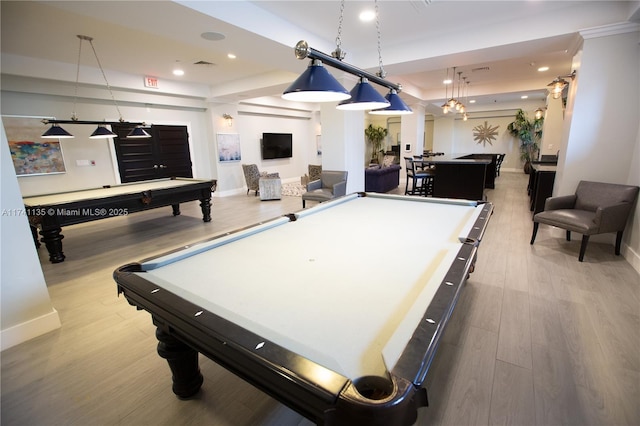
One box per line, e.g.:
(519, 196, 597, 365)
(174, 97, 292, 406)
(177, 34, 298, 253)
(472, 67, 490, 72)
(193, 60, 216, 66)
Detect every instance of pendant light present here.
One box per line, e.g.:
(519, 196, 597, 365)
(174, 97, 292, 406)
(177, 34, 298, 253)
(369, 89, 412, 115)
(336, 77, 390, 110)
(282, 0, 405, 111)
(368, 1, 411, 116)
(41, 123, 74, 139)
(282, 58, 350, 102)
(127, 126, 152, 138)
(441, 68, 451, 114)
(447, 67, 458, 109)
(41, 35, 150, 139)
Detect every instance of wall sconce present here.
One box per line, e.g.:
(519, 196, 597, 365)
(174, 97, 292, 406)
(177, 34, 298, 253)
(41, 35, 150, 139)
(547, 71, 576, 99)
(223, 114, 233, 127)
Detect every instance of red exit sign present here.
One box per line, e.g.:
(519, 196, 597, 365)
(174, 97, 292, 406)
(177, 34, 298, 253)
(144, 76, 159, 88)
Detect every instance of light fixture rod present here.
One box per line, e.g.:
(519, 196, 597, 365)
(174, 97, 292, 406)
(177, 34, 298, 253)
(293, 40, 401, 93)
(42, 119, 144, 126)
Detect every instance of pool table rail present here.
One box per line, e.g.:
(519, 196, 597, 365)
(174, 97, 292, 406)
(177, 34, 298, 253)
(115, 263, 428, 425)
(393, 202, 492, 385)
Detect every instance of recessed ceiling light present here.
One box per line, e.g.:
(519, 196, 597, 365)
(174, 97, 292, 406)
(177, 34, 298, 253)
(469, 99, 476, 104)
(538, 66, 549, 72)
(173, 60, 185, 76)
(359, 10, 375, 21)
(521, 95, 528, 99)
(443, 79, 452, 84)
(201, 31, 225, 41)
(227, 53, 236, 59)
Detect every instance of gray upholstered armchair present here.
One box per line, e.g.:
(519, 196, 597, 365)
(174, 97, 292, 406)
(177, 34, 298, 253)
(242, 164, 279, 196)
(302, 170, 348, 208)
(530, 180, 639, 261)
(242, 164, 261, 196)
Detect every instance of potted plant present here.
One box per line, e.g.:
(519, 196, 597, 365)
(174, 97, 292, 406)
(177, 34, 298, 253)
(507, 109, 543, 174)
(364, 124, 388, 164)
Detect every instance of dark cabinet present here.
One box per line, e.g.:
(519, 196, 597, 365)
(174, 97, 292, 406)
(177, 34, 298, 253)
(528, 165, 556, 215)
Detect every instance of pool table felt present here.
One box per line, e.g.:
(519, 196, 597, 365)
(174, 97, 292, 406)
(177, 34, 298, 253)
(137, 194, 483, 381)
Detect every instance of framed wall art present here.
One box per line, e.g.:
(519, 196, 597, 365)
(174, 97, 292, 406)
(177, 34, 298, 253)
(3, 116, 67, 176)
(216, 133, 241, 162)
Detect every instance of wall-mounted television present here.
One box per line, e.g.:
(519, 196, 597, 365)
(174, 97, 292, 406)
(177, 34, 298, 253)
(261, 133, 293, 160)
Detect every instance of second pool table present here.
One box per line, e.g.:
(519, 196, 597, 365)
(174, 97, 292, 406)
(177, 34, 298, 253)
(114, 193, 493, 425)
(25, 177, 216, 263)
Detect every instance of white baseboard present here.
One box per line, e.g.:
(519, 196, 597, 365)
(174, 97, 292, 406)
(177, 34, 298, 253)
(622, 243, 640, 274)
(1, 309, 61, 351)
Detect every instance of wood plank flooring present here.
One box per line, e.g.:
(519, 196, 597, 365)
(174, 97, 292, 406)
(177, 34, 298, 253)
(2, 173, 639, 426)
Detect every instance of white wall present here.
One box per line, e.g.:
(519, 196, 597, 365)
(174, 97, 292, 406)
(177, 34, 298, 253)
(2, 78, 214, 196)
(555, 26, 640, 269)
(556, 27, 639, 193)
(1, 119, 61, 351)
(432, 104, 546, 173)
(320, 104, 366, 194)
(540, 95, 564, 157)
(626, 122, 640, 271)
(207, 101, 319, 195)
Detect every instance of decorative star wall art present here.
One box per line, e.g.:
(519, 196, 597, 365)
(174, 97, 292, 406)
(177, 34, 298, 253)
(473, 121, 500, 146)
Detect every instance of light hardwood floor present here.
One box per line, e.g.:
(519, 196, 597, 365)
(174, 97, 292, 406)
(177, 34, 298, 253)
(2, 173, 639, 426)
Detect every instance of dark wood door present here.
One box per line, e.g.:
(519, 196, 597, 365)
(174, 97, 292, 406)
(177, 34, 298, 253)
(152, 125, 193, 179)
(113, 124, 192, 182)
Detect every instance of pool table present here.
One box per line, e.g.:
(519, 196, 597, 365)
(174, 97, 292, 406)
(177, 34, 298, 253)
(114, 193, 492, 425)
(24, 177, 216, 263)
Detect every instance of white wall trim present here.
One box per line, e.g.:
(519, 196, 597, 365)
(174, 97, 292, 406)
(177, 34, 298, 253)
(580, 22, 640, 39)
(622, 243, 640, 275)
(1, 309, 61, 351)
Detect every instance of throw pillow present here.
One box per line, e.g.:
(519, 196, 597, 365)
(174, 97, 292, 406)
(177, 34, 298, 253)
(382, 155, 395, 167)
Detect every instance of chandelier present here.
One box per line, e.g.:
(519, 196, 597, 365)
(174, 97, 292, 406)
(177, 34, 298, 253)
(441, 67, 469, 120)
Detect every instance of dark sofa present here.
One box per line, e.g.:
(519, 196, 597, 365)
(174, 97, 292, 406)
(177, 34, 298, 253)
(364, 164, 401, 193)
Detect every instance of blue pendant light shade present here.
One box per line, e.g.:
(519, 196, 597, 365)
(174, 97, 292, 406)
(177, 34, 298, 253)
(369, 89, 413, 115)
(42, 123, 74, 139)
(89, 124, 117, 139)
(282, 60, 351, 102)
(336, 78, 390, 111)
(127, 126, 151, 138)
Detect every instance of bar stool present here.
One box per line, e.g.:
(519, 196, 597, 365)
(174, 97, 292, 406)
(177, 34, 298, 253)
(420, 158, 436, 196)
(404, 157, 434, 196)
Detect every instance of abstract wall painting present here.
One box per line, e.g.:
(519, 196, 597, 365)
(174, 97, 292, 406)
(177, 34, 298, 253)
(3, 116, 66, 176)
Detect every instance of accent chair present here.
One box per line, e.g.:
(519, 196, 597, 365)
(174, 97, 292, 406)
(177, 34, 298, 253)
(530, 180, 639, 261)
(302, 170, 348, 208)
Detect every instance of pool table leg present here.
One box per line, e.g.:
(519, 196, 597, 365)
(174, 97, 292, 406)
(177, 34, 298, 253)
(171, 204, 181, 216)
(199, 197, 212, 222)
(156, 327, 204, 399)
(40, 227, 65, 263)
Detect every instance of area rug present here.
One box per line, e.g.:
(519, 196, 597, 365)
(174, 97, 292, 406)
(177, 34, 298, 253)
(281, 182, 306, 197)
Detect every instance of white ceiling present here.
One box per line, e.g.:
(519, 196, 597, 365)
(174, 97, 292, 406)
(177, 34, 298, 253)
(1, 1, 639, 113)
